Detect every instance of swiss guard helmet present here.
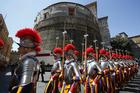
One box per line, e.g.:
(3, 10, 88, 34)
(15, 28, 42, 51)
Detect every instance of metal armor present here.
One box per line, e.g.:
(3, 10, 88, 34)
(87, 59, 102, 77)
(20, 57, 39, 85)
(100, 59, 113, 93)
(9, 52, 39, 93)
(64, 59, 81, 84)
(51, 59, 62, 74)
(108, 60, 115, 70)
(100, 59, 109, 70)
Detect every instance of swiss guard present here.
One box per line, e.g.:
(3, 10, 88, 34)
(74, 50, 83, 73)
(99, 48, 112, 93)
(61, 44, 82, 93)
(84, 47, 102, 93)
(44, 47, 63, 93)
(8, 28, 42, 93)
(105, 50, 115, 93)
(107, 51, 116, 93)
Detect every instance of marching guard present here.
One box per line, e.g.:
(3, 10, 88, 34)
(106, 50, 116, 93)
(44, 47, 63, 93)
(9, 28, 42, 93)
(99, 48, 115, 93)
(74, 50, 83, 74)
(61, 44, 82, 93)
(84, 47, 102, 93)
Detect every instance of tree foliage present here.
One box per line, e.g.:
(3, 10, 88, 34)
(110, 35, 131, 52)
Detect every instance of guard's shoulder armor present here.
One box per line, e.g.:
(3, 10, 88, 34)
(51, 60, 62, 73)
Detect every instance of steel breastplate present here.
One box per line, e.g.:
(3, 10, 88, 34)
(20, 56, 38, 85)
(64, 64, 74, 84)
(87, 60, 99, 77)
(100, 60, 109, 70)
(52, 61, 59, 72)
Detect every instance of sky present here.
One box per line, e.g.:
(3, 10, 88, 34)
(0, 0, 140, 51)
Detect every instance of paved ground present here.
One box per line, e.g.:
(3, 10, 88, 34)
(36, 72, 51, 93)
(118, 70, 140, 93)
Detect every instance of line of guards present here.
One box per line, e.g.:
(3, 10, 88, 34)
(44, 44, 139, 93)
(7, 28, 139, 93)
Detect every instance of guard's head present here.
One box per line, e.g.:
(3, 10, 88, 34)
(64, 44, 75, 55)
(15, 28, 42, 54)
(53, 47, 63, 58)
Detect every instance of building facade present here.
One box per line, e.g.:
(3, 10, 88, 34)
(98, 16, 111, 46)
(34, 2, 102, 53)
(85, 1, 98, 18)
(0, 14, 13, 67)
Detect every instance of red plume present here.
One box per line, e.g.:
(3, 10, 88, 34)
(0, 38, 4, 46)
(86, 47, 94, 54)
(16, 28, 42, 43)
(99, 48, 106, 54)
(35, 46, 41, 52)
(112, 53, 116, 58)
(64, 44, 75, 51)
(118, 54, 122, 58)
(74, 50, 79, 56)
(105, 52, 110, 56)
(53, 47, 63, 55)
(93, 53, 96, 57)
(115, 54, 119, 58)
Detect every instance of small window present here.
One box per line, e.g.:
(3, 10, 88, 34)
(44, 12, 49, 19)
(44, 14, 46, 19)
(68, 7, 75, 16)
